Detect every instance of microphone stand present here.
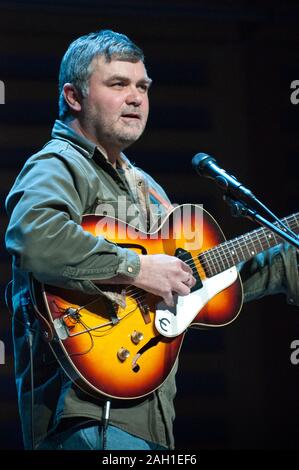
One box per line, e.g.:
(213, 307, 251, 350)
(223, 195, 299, 250)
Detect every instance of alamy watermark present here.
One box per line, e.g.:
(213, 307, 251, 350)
(290, 80, 299, 105)
(0, 340, 5, 365)
(94, 198, 204, 251)
(0, 80, 5, 104)
(290, 339, 299, 365)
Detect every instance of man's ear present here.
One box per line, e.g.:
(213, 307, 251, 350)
(63, 83, 82, 112)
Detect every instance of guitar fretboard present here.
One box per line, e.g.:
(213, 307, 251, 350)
(200, 213, 299, 277)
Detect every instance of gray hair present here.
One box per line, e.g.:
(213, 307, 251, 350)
(58, 29, 144, 120)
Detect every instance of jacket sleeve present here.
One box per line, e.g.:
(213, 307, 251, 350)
(238, 243, 299, 307)
(5, 154, 140, 294)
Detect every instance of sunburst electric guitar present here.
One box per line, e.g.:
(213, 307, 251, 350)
(32, 204, 299, 400)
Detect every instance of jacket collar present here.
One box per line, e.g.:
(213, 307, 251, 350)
(51, 119, 97, 159)
(51, 119, 132, 171)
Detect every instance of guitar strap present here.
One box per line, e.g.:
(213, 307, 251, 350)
(118, 153, 173, 232)
(148, 186, 173, 211)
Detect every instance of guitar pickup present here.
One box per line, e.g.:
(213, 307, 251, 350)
(175, 247, 202, 292)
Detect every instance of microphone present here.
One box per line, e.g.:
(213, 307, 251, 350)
(191, 153, 256, 204)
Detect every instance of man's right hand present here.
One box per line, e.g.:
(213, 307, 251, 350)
(132, 254, 196, 307)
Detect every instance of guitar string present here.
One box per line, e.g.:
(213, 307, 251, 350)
(74, 215, 299, 319)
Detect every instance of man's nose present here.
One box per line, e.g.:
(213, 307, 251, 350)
(125, 87, 143, 106)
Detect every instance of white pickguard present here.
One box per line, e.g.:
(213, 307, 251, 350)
(154, 266, 238, 337)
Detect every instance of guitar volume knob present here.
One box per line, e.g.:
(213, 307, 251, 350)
(131, 331, 144, 345)
(117, 347, 130, 362)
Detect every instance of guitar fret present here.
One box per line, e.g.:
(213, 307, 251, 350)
(236, 235, 247, 261)
(243, 233, 255, 257)
(214, 247, 227, 273)
(206, 249, 219, 276)
(263, 228, 274, 248)
(255, 230, 265, 252)
(199, 251, 212, 276)
(219, 243, 231, 270)
(248, 231, 259, 256)
(229, 241, 238, 264)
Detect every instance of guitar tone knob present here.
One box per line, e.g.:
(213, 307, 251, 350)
(117, 347, 130, 362)
(131, 331, 144, 345)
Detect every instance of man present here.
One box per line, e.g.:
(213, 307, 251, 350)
(5, 29, 299, 450)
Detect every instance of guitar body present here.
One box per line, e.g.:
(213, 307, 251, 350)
(34, 205, 243, 400)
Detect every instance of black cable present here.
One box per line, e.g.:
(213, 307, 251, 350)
(20, 294, 35, 450)
(27, 329, 35, 450)
(101, 400, 111, 450)
(5, 280, 36, 449)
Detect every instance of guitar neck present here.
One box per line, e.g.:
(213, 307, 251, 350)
(200, 213, 299, 277)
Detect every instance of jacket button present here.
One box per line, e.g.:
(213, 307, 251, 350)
(127, 266, 133, 273)
(137, 180, 143, 186)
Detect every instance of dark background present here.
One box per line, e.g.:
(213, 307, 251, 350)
(1, 0, 299, 450)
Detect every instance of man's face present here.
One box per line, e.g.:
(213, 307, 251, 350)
(81, 56, 151, 152)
